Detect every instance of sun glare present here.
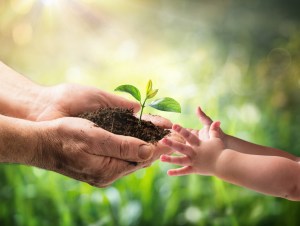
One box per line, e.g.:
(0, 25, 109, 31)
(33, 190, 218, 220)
(40, 0, 59, 7)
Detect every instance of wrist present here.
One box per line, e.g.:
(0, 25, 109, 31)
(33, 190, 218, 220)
(222, 133, 231, 149)
(198, 139, 225, 176)
(0, 61, 52, 121)
(213, 148, 235, 178)
(17, 84, 47, 121)
(25, 85, 54, 121)
(0, 115, 42, 164)
(0, 84, 48, 122)
(209, 148, 224, 176)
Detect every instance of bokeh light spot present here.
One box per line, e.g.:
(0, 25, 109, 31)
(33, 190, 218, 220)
(12, 22, 33, 45)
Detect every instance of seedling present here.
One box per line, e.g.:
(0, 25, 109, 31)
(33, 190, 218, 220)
(115, 80, 181, 123)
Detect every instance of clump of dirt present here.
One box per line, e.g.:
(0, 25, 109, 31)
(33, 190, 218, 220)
(78, 107, 170, 143)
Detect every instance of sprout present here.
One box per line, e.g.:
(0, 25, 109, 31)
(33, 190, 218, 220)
(115, 80, 181, 123)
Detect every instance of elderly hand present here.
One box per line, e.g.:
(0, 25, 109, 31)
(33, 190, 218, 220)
(0, 115, 169, 187)
(28, 83, 140, 121)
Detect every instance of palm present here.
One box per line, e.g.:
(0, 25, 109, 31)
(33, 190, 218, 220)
(187, 126, 210, 141)
(35, 84, 140, 121)
(45, 117, 170, 187)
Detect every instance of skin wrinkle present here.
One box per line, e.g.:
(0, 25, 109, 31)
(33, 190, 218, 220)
(0, 114, 165, 187)
(41, 127, 109, 185)
(120, 139, 130, 160)
(0, 127, 17, 163)
(0, 119, 39, 165)
(98, 92, 111, 108)
(31, 128, 50, 168)
(36, 121, 87, 175)
(40, 129, 65, 171)
(96, 134, 115, 156)
(61, 142, 97, 174)
(0, 61, 175, 187)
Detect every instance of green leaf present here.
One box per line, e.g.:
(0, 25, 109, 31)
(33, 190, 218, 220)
(114, 84, 141, 102)
(147, 89, 158, 99)
(146, 80, 153, 96)
(149, 97, 181, 113)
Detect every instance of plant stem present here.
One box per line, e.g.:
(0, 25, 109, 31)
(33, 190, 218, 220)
(139, 98, 148, 124)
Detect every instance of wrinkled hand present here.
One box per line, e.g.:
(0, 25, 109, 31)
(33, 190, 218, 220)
(33, 83, 172, 127)
(33, 83, 140, 121)
(28, 83, 172, 186)
(35, 117, 169, 187)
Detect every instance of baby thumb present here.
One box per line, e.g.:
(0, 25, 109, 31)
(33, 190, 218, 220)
(209, 121, 221, 139)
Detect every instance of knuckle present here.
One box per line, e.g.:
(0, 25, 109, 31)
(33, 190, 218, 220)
(119, 139, 131, 159)
(89, 173, 109, 187)
(186, 132, 193, 140)
(177, 144, 184, 152)
(88, 179, 111, 188)
(142, 161, 152, 169)
(97, 183, 111, 188)
(87, 181, 97, 187)
(186, 155, 192, 163)
(182, 130, 190, 138)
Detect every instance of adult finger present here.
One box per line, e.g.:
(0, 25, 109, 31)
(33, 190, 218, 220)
(172, 124, 200, 146)
(160, 154, 191, 166)
(89, 129, 155, 162)
(100, 90, 140, 113)
(196, 106, 213, 126)
(167, 166, 194, 176)
(140, 114, 172, 129)
(152, 141, 173, 159)
(121, 141, 173, 176)
(161, 138, 194, 156)
(91, 157, 141, 187)
(168, 131, 186, 144)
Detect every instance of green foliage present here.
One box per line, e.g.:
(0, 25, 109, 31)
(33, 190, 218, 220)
(115, 80, 181, 122)
(149, 97, 181, 112)
(114, 85, 141, 102)
(1, 0, 300, 226)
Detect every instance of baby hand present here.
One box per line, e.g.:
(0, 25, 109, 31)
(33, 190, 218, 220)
(160, 120, 225, 176)
(191, 106, 226, 141)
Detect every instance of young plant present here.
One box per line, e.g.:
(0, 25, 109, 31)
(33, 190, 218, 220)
(115, 80, 181, 123)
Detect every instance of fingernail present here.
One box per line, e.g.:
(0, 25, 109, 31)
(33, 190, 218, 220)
(160, 155, 167, 161)
(173, 124, 181, 131)
(197, 106, 202, 114)
(162, 138, 171, 145)
(214, 121, 221, 129)
(139, 144, 153, 160)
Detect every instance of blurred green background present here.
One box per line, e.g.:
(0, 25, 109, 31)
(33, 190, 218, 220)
(1, 0, 300, 225)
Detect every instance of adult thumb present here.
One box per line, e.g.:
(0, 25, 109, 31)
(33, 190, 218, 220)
(102, 134, 154, 162)
(209, 121, 221, 139)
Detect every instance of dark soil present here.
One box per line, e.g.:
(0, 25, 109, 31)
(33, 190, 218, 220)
(78, 107, 170, 143)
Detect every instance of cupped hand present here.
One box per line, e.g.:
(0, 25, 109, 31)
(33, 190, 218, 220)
(34, 117, 169, 187)
(33, 83, 172, 128)
(32, 83, 140, 121)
